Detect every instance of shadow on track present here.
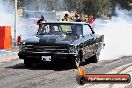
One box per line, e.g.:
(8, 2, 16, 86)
(5, 62, 75, 71)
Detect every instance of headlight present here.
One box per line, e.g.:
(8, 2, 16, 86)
(69, 44, 76, 53)
(69, 47, 75, 52)
(22, 42, 26, 45)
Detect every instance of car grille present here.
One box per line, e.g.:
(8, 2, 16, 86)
(25, 45, 69, 53)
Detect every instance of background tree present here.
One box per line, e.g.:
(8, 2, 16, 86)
(10, 0, 132, 18)
(82, 0, 112, 18)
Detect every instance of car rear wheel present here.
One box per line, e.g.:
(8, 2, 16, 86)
(24, 59, 33, 68)
(92, 54, 99, 63)
(85, 53, 99, 63)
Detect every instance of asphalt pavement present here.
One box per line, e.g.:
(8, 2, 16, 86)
(0, 46, 132, 88)
(0, 54, 132, 88)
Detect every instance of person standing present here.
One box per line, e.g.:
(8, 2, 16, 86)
(62, 14, 70, 21)
(37, 15, 47, 34)
(75, 14, 82, 22)
(37, 15, 47, 28)
(87, 15, 95, 24)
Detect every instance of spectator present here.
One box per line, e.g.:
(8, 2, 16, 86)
(75, 14, 82, 22)
(87, 15, 95, 24)
(79, 15, 84, 22)
(62, 14, 70, 21)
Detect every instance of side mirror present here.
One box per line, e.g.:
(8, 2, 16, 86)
(92, 30, 95, 34)
(88, 24, 95, 34)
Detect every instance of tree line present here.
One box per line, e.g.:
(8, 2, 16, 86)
(12, 0, 132, 18)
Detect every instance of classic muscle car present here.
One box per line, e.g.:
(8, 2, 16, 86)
(18, 21, 104, 68)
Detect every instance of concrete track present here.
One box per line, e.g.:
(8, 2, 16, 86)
(0, 56, 132, 88)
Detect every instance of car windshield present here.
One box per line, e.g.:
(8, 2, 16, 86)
(37, 23, 82, 36)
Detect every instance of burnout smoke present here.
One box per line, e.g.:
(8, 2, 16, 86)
(0, 0, 14, 26)
(0, 0, 15, 39)
(94, 6, 132, 60)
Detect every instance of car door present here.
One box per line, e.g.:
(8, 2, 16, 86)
(82, 24, 96, 59)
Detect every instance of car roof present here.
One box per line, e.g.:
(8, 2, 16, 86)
(42, 21, 89, 25)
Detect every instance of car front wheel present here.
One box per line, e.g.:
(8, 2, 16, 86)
(24, 59, 33, 68)
(72, 51, 84, 68)
(85, 53, 99, 63)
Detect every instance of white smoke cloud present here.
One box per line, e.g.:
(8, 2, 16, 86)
(0, 0, 15, 42)
(0, 0, 14, 26)
(0, 0, 38, 40)
(94, 6, 132, 60)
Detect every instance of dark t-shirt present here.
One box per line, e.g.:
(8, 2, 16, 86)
(37, 19, 44, 27)
(75, 19, 82, 22)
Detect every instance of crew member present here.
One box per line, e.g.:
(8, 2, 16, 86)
(37, 15, 47, 28)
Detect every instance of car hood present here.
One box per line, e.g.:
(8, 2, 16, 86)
(24, 35, 74, 45)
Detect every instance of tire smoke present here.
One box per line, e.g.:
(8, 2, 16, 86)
(94, 6, 132, 60)
(0, 0, 14, 26)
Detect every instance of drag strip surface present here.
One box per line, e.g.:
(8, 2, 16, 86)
(0, 56, 132, 88)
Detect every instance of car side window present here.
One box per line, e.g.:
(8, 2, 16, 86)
(83, 24, 92, 36)
(49, 25, 59, 32)
(72, 25, 82, 36)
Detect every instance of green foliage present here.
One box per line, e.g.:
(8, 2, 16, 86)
(13, 0, 132, 18)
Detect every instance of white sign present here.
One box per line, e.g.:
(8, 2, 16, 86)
(41, 56, 51, 61)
